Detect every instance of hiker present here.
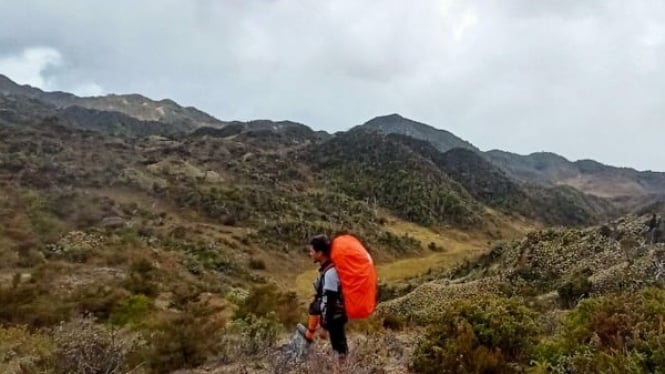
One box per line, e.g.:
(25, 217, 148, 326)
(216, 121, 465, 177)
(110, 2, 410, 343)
(302, 234, 348, 365)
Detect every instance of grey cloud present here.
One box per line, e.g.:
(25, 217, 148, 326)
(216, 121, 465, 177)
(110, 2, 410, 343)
(1, 0, 664, 170)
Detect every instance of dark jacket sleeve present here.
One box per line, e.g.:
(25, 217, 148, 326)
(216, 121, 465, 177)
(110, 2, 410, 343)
(308, 298, 321, 315)
(322, 289, 339, 328)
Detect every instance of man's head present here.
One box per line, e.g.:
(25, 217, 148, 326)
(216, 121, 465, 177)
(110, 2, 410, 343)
(308, 234, 330, 263)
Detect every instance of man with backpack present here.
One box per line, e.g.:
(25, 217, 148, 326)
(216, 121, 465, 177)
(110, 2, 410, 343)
(296, 233, 377, 370)
(301, 234, 349, 362)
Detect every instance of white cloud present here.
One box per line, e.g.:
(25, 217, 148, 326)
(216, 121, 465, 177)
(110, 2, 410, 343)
(452, 10, 478, 41)
(0, 47, 62, 89)
(1, 0, 665, 170)
(0, 46, 104, 96)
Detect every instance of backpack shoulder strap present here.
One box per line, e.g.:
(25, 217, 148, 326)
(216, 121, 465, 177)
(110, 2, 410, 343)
(322, 262, 335, 274)
(315, 262, 335, 297)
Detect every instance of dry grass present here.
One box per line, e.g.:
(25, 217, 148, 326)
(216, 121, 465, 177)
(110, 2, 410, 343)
(558, 176, 648, 198)
(377, 222, 486, 283)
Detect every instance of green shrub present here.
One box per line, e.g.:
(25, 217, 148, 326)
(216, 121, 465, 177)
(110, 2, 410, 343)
(20, 190, 64, 243)
(226, 313, 281, 355)
(0, 281, 72, 327)
(44, 231, 103, 263)
(0, 325, 54, 373)
(165, 240, 234, 275)
(145, 302, 226, 372)
(557, 271, 593, 308)
(71, 286, 130, 321)
(534, 288, 665, 373)
(15, 242, 46, 267)
(110, 294, 152, 326)
(375, 231, 421, 254)
(122, 259, 159, 297)
(377, 282, 413, 303)
(117, 228, 142, 247)
(380, 313, 405, 331)
(411, 296, 540, 373)
(234, 284, 302, 328)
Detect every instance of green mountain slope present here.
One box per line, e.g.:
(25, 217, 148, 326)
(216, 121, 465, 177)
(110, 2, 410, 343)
(304, 129, 484, 227)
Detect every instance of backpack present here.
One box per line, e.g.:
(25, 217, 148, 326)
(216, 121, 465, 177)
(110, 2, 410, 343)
(330, 234, 377, 319)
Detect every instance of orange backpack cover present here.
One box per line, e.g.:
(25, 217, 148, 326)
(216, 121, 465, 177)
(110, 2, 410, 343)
(330, 234, 377, 319)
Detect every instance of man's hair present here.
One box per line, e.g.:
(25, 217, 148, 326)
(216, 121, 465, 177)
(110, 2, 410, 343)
(309, 234, 331, 256)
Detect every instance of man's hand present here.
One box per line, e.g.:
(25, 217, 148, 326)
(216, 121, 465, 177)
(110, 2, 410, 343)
(297, 323, 315, 343)
(318, 328, 328, 340)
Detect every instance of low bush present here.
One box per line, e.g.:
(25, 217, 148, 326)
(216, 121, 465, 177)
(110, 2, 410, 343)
(534, 288, 665, 373)
(557, 271, 593, 308)
(411, 296, 540, 373)
(109, 294, 152, 326)
(235, 284, 303, 328)
(0, 280, 72, 327)
(145, 302, 226, 372)
(122, 259, 159, 297)
(0, 325, 54, 373)
(52, 314, 143, 374)
(226, 313, 281, 356)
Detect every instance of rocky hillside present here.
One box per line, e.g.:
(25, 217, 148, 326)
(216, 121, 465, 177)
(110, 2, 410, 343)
(192, 120, 330, 145)
(0, 94, 182, 137)
(486, 150, 665, 203)
(378, 211, 665, 373)
(381, 212, 665, 320)
(0, 74, 225, 131)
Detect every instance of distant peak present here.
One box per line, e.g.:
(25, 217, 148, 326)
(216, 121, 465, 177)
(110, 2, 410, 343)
(356, 113, 479, 153)
(158, 98, 178, 106)
(363, 113, 422, 127)
(378, 113, 405, 120)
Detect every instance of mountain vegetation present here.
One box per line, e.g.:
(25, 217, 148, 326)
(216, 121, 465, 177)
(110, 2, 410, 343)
(380, 212, 665, 373)
(360, 111, 665, 210)
(1, 74, 664, 373)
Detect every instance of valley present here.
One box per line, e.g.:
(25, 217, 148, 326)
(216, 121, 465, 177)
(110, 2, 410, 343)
(1, 75, 664, 373)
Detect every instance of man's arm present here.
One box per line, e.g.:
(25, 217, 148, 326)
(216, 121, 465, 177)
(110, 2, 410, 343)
(321, 289, 340, 328)
(321, 268, 340, 329)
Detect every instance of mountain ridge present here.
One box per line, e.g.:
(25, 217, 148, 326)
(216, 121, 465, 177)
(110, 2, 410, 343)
(355, 113, 479, 153)
(2, 73, 664, 210)
(0, 73, 225, 132)
(353, 110, 665, 204)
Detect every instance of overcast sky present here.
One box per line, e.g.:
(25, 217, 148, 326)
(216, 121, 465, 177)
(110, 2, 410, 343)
(1, 1, 664, 171)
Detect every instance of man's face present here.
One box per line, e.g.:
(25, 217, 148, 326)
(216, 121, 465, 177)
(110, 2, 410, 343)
(308, 245, 323, 263)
